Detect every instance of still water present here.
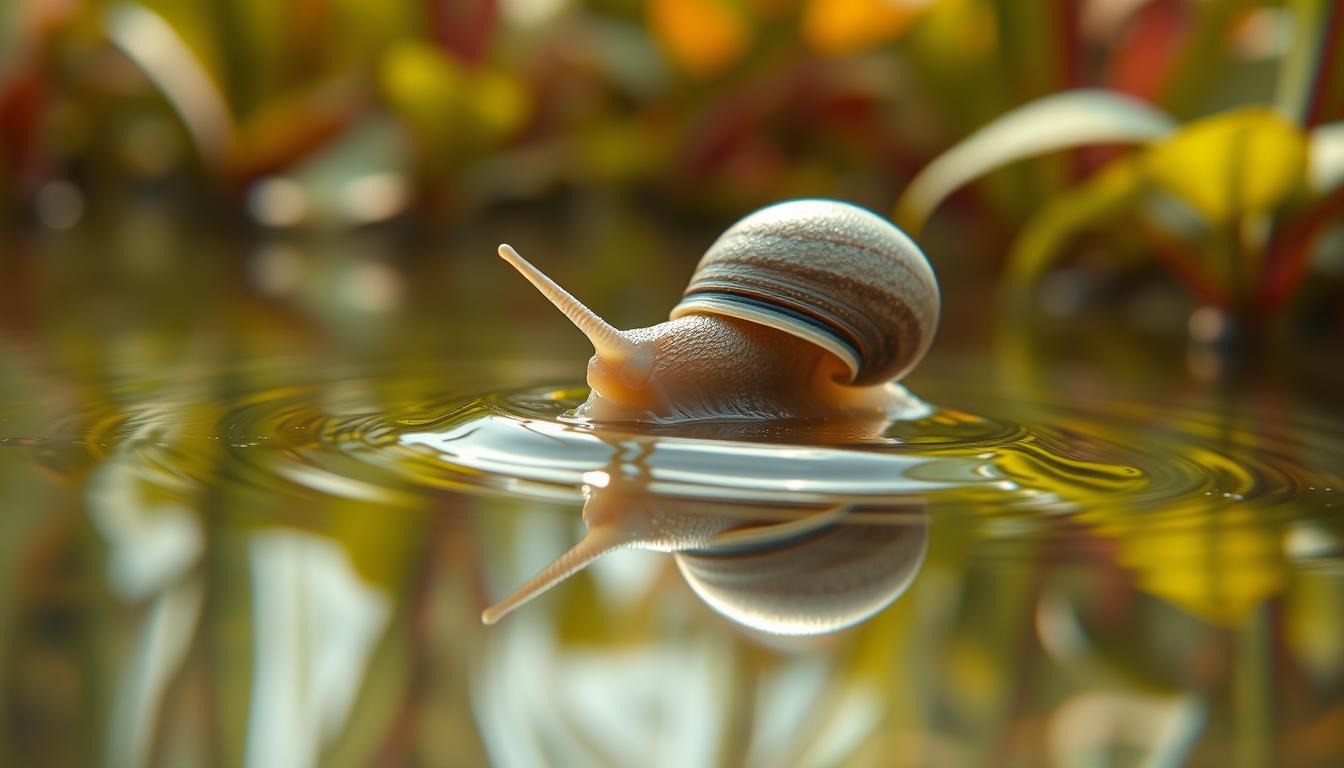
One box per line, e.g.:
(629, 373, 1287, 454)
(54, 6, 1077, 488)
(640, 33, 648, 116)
(1, 214, 1342, 766)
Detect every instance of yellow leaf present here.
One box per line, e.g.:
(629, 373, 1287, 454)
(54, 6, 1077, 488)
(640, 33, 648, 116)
(1143, 108, 1307, 224)
(648, 0, 750, 77)
(468, 70, 530, 138)
(380, 42, 463, 143)
(381, 44, 528, 146)
(577, 119, 660, 182)
(802, 0, 930, 55)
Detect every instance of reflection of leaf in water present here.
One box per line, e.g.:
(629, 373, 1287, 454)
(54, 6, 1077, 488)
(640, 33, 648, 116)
(1107, 507, 1286, 627)
(245, 530, 393, 768)
(1286, 571, 1344, 684)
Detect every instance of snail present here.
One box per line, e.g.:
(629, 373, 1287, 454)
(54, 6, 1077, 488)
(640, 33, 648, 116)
(497, 199, 940, 423)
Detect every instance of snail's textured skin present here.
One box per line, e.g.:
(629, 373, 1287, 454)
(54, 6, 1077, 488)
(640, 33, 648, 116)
(576, 314, 840, 422)
(575, 313, 926, 423)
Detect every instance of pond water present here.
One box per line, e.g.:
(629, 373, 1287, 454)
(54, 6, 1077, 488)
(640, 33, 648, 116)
(1, 212, 1342, 766)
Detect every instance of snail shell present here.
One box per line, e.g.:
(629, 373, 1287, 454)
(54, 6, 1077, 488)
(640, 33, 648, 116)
(672, 199, 939, 385)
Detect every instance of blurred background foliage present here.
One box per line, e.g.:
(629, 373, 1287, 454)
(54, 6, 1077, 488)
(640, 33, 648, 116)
(2, 0, 1342, 338)
(3, 3, 1344, 765)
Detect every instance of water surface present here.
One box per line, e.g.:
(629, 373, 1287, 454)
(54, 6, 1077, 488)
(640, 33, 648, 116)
(1, 218, 1342, 767)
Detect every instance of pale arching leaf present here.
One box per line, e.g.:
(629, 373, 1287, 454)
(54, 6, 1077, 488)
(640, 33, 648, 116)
(1309, 121, 1344, 194)
(896, 89, 1175, 233)
(103, 4, 238, 165)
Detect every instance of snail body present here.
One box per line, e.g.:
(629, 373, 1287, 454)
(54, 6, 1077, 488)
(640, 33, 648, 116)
(498, 199, 939, 423)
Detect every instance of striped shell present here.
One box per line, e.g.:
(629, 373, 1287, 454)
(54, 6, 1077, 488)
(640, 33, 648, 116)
(669, 200, 939, 386)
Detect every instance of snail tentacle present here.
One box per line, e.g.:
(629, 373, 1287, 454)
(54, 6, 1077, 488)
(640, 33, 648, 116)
(498, 244, 653, 384)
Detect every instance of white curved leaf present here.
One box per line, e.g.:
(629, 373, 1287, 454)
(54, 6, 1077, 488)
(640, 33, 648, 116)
(104, 4, 237, 163)
(897, 90, 1176, 233)
(1309, 121, 1344, 194)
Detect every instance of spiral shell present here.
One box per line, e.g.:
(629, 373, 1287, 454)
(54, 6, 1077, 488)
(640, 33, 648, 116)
(669, 199, 939, 386)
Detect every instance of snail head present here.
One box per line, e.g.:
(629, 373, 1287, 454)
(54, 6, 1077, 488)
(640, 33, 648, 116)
(497, 245, 657, 410)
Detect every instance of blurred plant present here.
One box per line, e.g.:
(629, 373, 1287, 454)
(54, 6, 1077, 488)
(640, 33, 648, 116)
(649, 0, 932, 76)
(2, 0, 1342, 250)
(897, 0, 1344, 324)
(102, 3, 382, 186)
(0, 0, 956, 219)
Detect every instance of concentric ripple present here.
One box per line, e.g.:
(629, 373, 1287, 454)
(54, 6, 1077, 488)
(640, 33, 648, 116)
(9, 379, 1341, 528)
(305, 384, 1344, 524)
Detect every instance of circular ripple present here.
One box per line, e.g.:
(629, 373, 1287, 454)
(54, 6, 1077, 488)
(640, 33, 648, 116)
(301, 385, 1344, 524)
(15, 380, 1339, 524)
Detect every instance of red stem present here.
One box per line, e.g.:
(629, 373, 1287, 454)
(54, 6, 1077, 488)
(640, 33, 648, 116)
(1136, 220, 1230, 308)
(428, 0, 499, 66)
(1103, 0, 1189, 104)
(1260, 187, 1344, 313)
(1305, 0, 1344, 127)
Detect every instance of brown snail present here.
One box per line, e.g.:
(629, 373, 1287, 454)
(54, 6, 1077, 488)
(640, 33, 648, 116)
(498, 199, 940, 423)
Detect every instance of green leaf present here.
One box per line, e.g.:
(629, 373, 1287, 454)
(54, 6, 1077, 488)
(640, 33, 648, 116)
(380, 42, 529, 152)
(1274, 0, 1341, 125)
(0, 0, 19, 77)
(380, 42, 464, 145)
(896, 89, 1175, 233)
(1005, 156, 1144, 291)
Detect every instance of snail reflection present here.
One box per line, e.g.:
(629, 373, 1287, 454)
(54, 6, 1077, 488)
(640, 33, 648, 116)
(482, 446, 929, 636)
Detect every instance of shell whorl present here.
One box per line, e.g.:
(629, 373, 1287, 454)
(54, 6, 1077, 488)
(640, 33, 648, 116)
(669, 200, 939, 386)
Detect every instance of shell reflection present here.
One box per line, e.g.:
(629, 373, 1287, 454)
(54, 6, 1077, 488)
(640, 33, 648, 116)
(675, 507, 927, 635)
(483, 461, 928, 635)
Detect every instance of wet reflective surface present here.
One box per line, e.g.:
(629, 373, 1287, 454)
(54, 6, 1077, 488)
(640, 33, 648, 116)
(2, 214, 1343, 766)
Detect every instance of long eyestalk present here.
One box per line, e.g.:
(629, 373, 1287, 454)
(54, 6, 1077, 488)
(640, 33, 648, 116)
(480, 524, 629, 625)
(498, 244, 642, 363)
